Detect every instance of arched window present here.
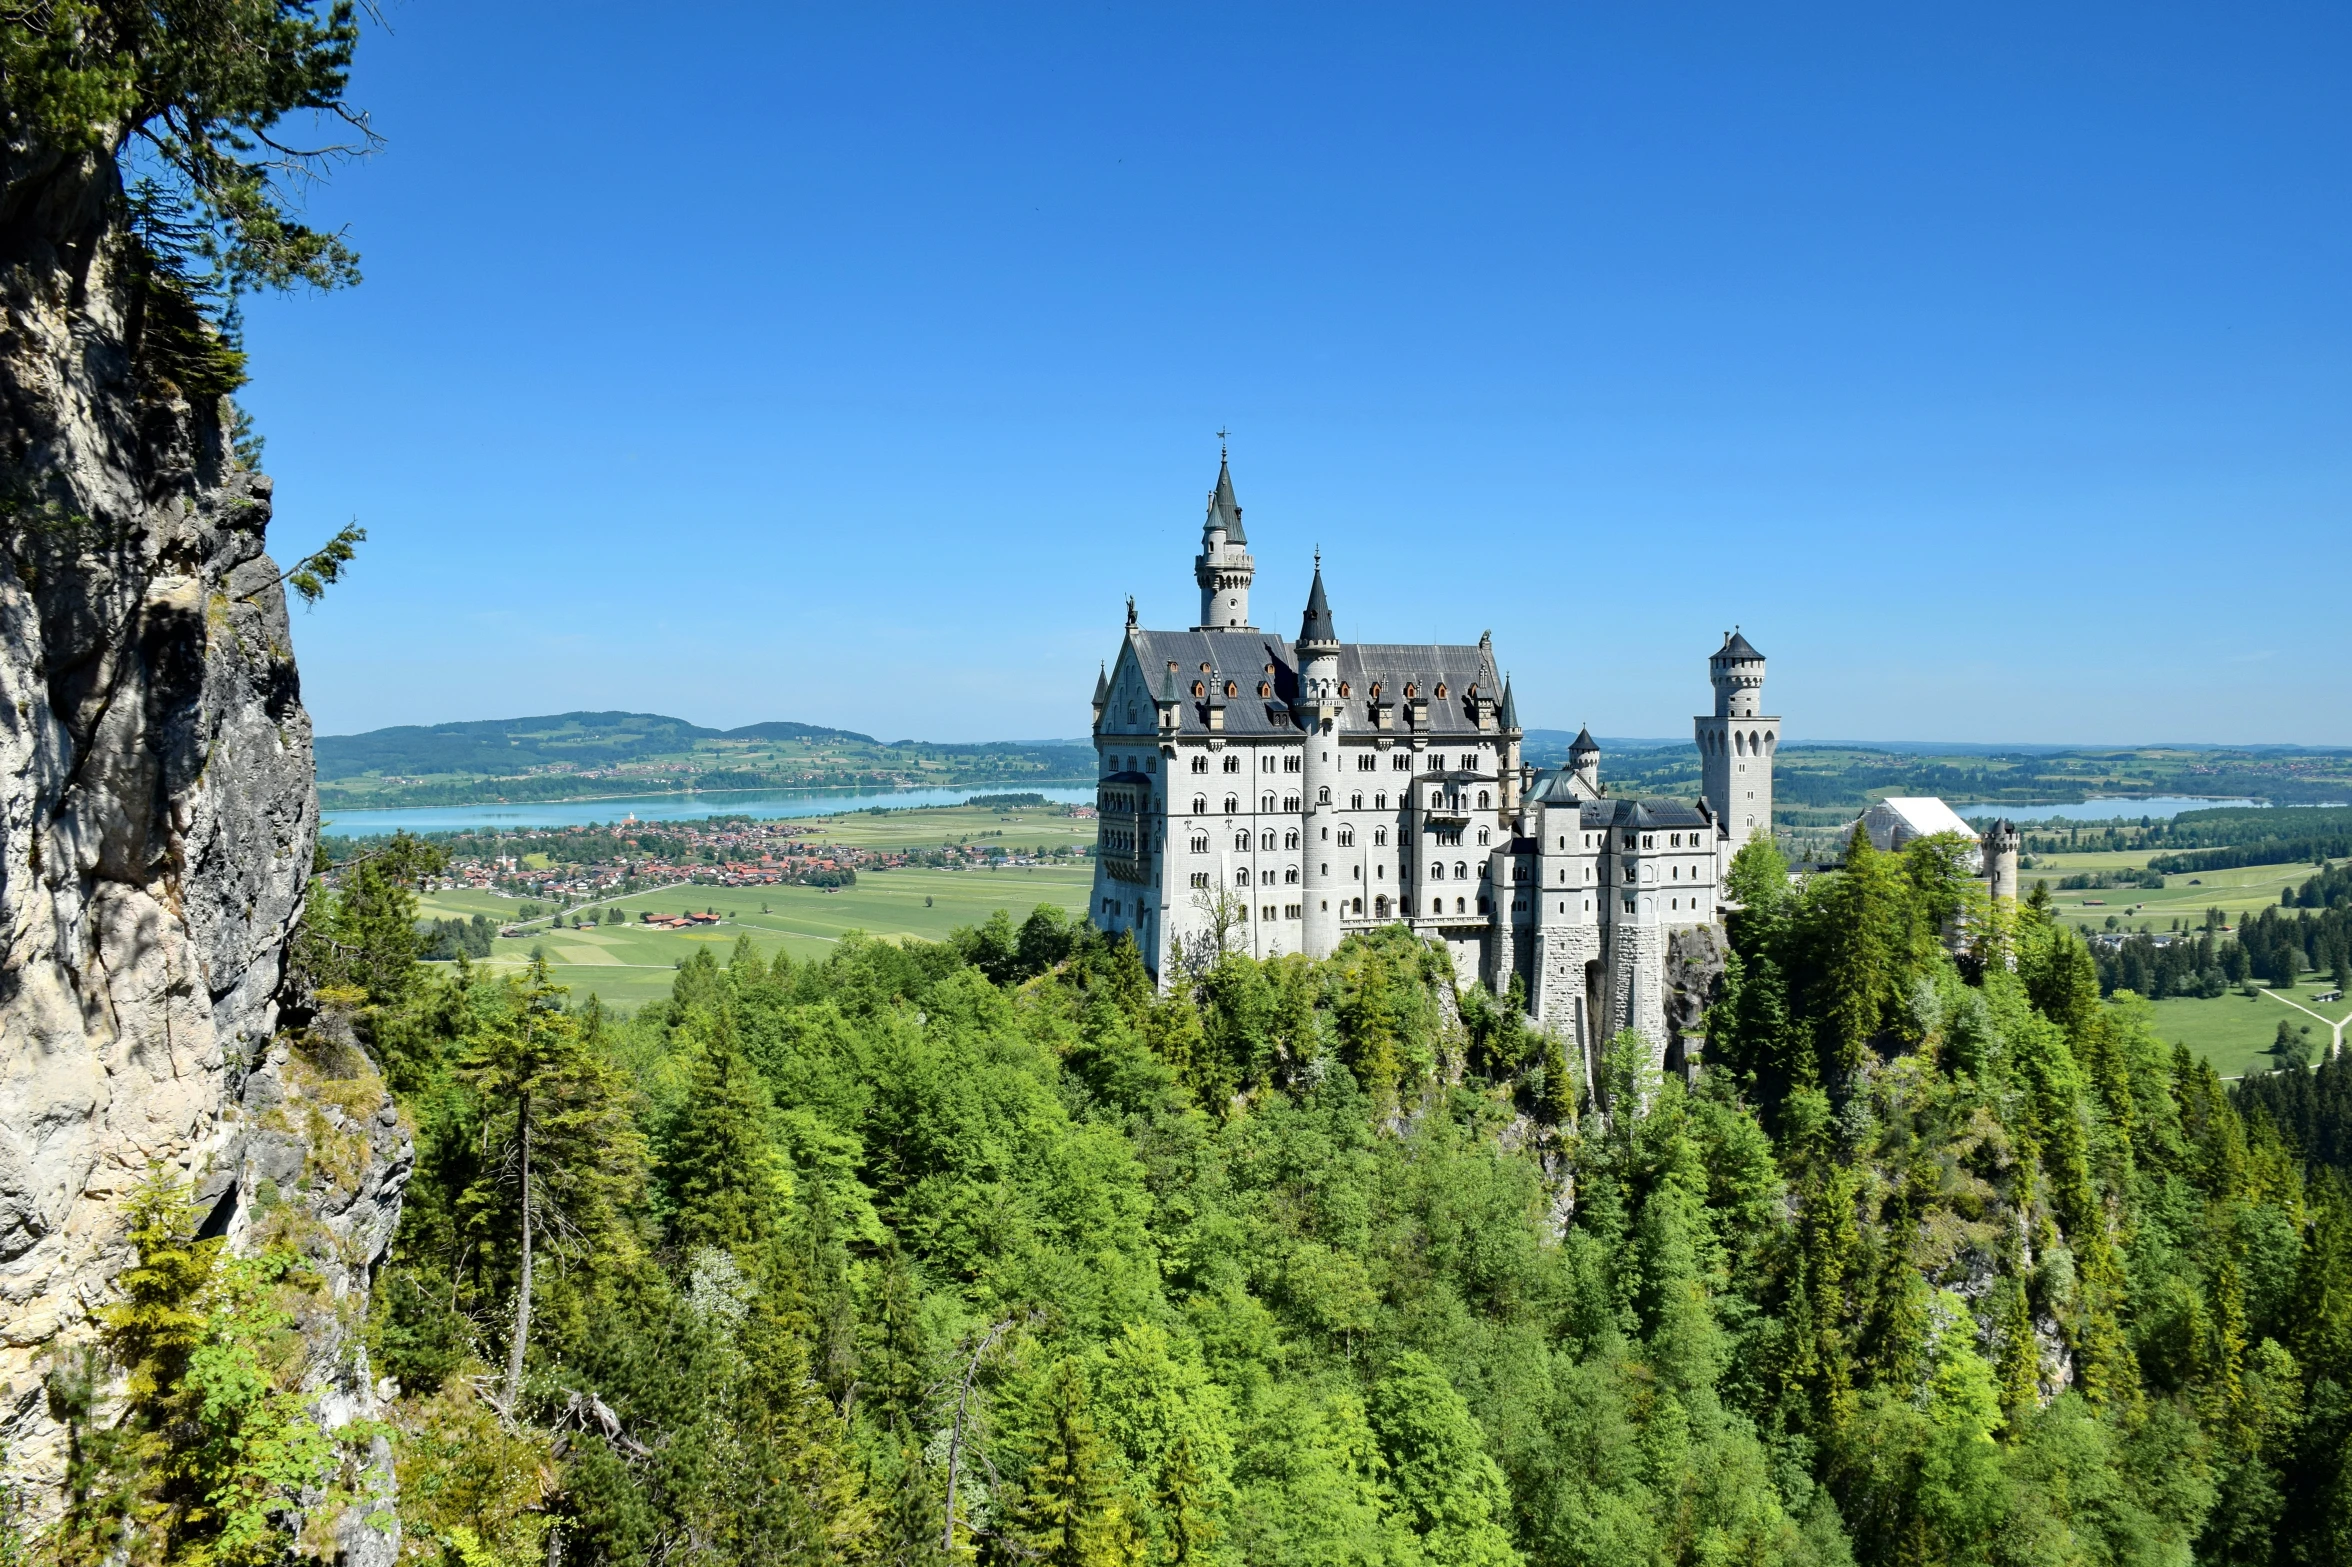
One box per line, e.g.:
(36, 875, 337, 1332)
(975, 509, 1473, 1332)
(1261, 831, 1276, 851)
(1262, 792, 1276, 812)
(1225, 680, 1238, 698)
(1430, 862, 1444, 880)
(1477, 828, 1490, 846)
(1351, 792, 1363, 810)
(1734, 731, 1746, 756)
(1454, 862, 1468, 879)
(1192, 795, 1207, 815)
(1234, 869, 1249, 887)
(1374, 826, 1388, 846)
(1258, 681, 1271, 698)
(1283, 794, 1300, 811)
(1192, 756, 1209, 774)
(1394, 754, 1410, 771)
(1431, 897, 1443, 914)
(1337, 826, 1355, 847)
(1192, 680, 1205, 698)
(1317, 786, 1331, 804)
(1190, 833, 1209, 853)
(1375, 792, 1387, 810)
(1284, 867, 1299, 884)
(1223, 755, 1240, 774)
(1430, 789, 1443, 807)
(1224, 794, 1239, 814)
(1284, 830, 1299, 849)
(1351, 896, 1364, 914)
(1477, 789, 1490, 809)
(1456, 897, 1467, 913)
(1375, 895, 1390, 917)
(1234, 831, 1250, 850)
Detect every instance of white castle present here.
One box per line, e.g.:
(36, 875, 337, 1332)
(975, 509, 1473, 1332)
(1089, 453, 1784, 1066)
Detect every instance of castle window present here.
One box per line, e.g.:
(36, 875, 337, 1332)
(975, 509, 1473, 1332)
(1374, 827, 1389, 846)
(1263, 754, 1274, 772)
(1146, 757, 1156, 772)
(1376, 895, 1390, 917)
(1235, 830, 1250, 850)
(1457, 897, 1467, 913)
(1351, 792, 1363, 810)
(1477, 789, 1490, 809)
(1192, 756, 1209, 774)
(1430, 789, 1443, 808)
(1235, 869, 1250, 887)
(1624, 898, 1635, 913)
(1284, 867, 1299, 885)
(1284, 754, 1301, 773)
(1430, 862, 1444, 880)
(1375, 792, 1388, 810)
(1625, 867, 1636, 883)
(1285, 903, 1302, 920)
(1338, 826, 1355, 846)
(1262, 870, 1275, 886)
(1455, 861, 1469, 879)
(1190, 833, 1209, 853)
(1224, 794, 1239, 814)
(1642, 835, 1654, 849)
(1431, 898, 1441, 914)
(1223, 755, 1240, 774)
(1285, 830, 1299, 849)
(1351, 897, 1364, 914)
(1394, 753, 1410, 771)
(1477, 828, 1490, 846)
(1190, 872, 1208, 889)
(1358, 755, 1375, 771)
(1285, 794, 1301, 811)
(1317, 787, 1331, 804)
(1192, 795, 1207, 815)
(1262, 792, 1276, 812)
(1262, 831, 1276, 851)
(1559, 869, 1566, 882)
(1461, 754, 1477, 770)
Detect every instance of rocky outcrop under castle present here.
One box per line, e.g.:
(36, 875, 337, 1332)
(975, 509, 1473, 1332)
(0, 147, 407, 1556)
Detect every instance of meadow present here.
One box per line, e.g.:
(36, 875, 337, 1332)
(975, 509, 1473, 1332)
(418, 802, 1101, 1008)
(2020, 844, 2350, 1078)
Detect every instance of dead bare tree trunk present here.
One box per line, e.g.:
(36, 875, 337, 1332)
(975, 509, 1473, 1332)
(943, 1317, 1013, 1554)
(505, 1088, 534, 1415)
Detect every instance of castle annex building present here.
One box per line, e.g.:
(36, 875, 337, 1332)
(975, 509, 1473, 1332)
(1089, 454, 1785, 1062)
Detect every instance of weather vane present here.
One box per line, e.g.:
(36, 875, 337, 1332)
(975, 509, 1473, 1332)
(1216, 426, 1229, 457)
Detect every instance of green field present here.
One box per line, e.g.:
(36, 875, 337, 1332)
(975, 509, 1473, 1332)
(2139, 977, 2351, 1081)
(421, 862, 1094, 1010)
(2024, 849, 2329, 934)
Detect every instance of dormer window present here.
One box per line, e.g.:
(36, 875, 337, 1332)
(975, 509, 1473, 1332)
(1339, 682, 1350, 697)
(1435, 683, 1448, 699)
(1192, 681, 1206, 698)
(1258, 681, 1272, 698)
(1404, 683, 1418, 699)
(1225, 681, 1238, 698)
(1370, 682, 1382, 700)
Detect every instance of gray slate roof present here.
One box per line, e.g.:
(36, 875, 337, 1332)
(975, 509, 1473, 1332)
(1716, 630, 1763, 661)
(1206, 457, 1245, 544)
(1118, 629, 1503, 740)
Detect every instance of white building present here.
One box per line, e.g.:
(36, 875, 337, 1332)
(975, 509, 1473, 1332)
(1089, 453, 1783, 1067)
(1859, 797, 1985, 870)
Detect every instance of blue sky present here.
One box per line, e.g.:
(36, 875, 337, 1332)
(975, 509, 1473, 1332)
(245, 1, 2352, 745)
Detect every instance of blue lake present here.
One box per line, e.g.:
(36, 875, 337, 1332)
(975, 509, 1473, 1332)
(321, 783, 1099, 837)
(1953, 796, 2260, 823)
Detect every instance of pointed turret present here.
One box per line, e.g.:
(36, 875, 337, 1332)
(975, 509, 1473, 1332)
(1206, 454, 1245, 544)
(1498, 678, 1519, 732)
(1569, 725, 1601, 798)
(1569, 725, 1599, 759)
(1193, 448, 1256, 630)
(1297, 557, 1338, 655)
(1091, 662, 1110, 730)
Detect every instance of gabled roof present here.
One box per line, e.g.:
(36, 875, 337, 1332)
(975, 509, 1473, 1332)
(1110, 629, 1501, 740)
(1206, 455, 1245, 544)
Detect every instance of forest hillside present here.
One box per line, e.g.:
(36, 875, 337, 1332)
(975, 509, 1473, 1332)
(35, 829, 2351, 1566)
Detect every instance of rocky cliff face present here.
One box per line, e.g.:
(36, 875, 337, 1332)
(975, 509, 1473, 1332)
(0, 150, 407, 1554)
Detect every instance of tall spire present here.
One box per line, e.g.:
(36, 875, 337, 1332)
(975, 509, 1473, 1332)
(1206, 452, 1245, 544)
(1498, 676, 1519, 731)
(1297, 554, 1337, 653)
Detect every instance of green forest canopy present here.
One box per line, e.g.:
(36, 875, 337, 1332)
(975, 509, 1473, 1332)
(36, 831, 2352, 1567)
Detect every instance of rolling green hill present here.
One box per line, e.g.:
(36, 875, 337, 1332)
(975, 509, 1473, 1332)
(315, 710, 1093, 808)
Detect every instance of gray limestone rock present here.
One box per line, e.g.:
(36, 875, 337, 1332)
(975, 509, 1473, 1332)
(1663, 923, 1728, 1081)
(0, 148, 406, 1550)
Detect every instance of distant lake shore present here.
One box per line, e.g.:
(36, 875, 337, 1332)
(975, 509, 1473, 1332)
(322, 782, 1098, 836)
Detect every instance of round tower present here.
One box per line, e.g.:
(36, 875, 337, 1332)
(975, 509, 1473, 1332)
(1694, 629, 1779, 850)
(1193, 449, 1256, 631)
(1568, 726, 1601, 798)
(1296, 558, 1344, 960)
(1984, 819, 2021, 903)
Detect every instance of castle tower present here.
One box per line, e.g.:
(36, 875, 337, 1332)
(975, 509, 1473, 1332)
(1498, 678, 1524, 815)
(1695, 630, 1778, 851)
(1568, 726, 1601, 799)
(1296, 559, 1344, 959)
(1193, 450, 1256, 631)
(1983, 819, 2021, 903)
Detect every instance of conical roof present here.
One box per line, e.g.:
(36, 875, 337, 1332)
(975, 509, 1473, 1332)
(1298, 561, 1337, 649)
(1718, 629, 1763, 661)
(1205, 455, 1245, 544)
(1093, 663, 1109, 704)
(1569, 725, 1599, 757)
(1498, 678, 1519, 731)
